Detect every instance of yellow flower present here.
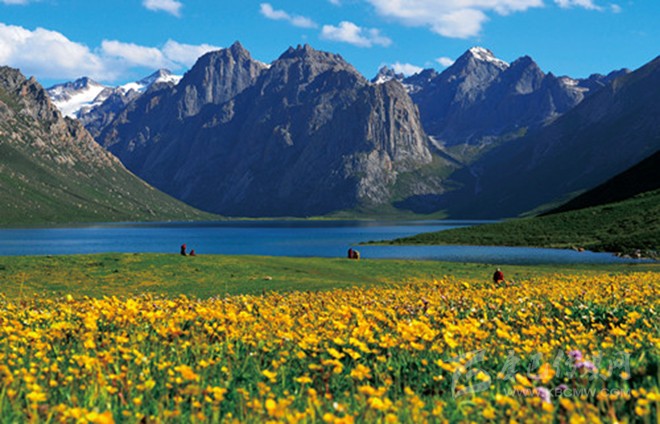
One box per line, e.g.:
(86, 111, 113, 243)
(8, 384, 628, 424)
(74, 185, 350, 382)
(350, 364, 372, 381)
(483, 407, 496, 419)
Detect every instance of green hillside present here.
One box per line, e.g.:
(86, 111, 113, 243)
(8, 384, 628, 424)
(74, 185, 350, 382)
(384, 190, 660, 257)
(0, 67, 215, 227)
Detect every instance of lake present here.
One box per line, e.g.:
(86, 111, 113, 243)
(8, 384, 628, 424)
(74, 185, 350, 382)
(0, 220, 649, 265)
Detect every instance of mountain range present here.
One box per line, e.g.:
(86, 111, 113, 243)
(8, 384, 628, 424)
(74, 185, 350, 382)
(0, 66, 209, 226)
(42, 43, 660, 219)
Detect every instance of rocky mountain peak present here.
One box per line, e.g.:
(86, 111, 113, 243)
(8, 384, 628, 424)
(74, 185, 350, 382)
(371, 66, 404, 84)
(463, 46, 509, 70)
(0, 66, 61, 123)
(228, 40, 248, 55)
(501, 55, 545, 94)
(174, 43, 267, 117)
(266, 44, 366, 89)
(0, 66, 27, 92)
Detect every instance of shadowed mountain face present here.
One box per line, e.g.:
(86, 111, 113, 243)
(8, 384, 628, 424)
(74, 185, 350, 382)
(404, 47, 627, 149)
(0, 67, 210, 225)
(96, 44, 432, 217)
(425, 56, 660, 219)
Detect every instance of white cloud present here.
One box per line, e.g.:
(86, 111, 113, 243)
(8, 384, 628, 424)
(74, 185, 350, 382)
(436, 56, 455, 67)
(1, 0, 33, 4)
(554, 0, 602, 10)
(162, 40, 221, 67)
(321, 21, 392, 48)
(143, 0, 183, 17)
(101, 40, 172, 69)
(610, 4, 621, 13)
(328, 0, 341, 4)
(391, 62, 423, 76)
(259, 3, 318, 28)
(364, 0, 545, 38)
(0, 23, 112, 80)
(0, 23, 221, 82)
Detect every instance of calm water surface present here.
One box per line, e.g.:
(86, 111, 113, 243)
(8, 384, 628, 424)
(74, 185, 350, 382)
(0, 220, 649, 265)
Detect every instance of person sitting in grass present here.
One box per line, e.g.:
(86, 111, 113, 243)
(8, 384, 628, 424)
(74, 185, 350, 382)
(180, 244, 187, 256)
(493, 268, 504, 285)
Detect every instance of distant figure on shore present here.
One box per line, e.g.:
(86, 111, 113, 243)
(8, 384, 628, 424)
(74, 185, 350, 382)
(347, 249, 360, 260)
(189, 249, 196, 256)
(493, 268, 504, 284)
(180, 244, 187, 256)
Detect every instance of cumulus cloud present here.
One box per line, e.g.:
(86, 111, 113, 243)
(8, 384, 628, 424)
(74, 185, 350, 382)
(260, 3, 318, 28)
(0, 23, 112, 80)
(391, 62, 423, 76)
(435, 56, 455, 67)
(554, 0, 601, 10)
(101, 40, 172, 69)
(142, 0, 183, 17)
(0, 23, 221, 82)
(364, 0, 545, 38)
(321, 21, 392, 48)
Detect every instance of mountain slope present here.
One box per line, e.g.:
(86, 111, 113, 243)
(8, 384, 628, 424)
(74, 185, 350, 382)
(97, 44, 439, 217)
(387, 190, 660, 256)
(547, 149, 660, 215)
(427, 56, 660, 219)
(0, 66, 212, 226)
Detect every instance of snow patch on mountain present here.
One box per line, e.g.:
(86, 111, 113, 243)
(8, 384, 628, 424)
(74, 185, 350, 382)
(48, 79, 109, 118)
(468, 47, 509, 70)
(47, 70, 181, 118)
(120, 70, 182, 93)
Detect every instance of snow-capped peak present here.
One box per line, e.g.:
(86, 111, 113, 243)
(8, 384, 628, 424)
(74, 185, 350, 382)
(119, 69, 182, 93)
(48, 70, 182, 118)
(47, 78, 110, 118)
(467, 47, 509, 70)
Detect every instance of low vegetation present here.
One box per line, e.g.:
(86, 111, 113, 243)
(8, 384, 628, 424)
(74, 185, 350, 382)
(383, 190, 660, 258)
(0, 254, 657, 422)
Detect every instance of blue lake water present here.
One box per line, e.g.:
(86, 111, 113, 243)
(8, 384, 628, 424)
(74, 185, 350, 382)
(0, 220, 651, 265)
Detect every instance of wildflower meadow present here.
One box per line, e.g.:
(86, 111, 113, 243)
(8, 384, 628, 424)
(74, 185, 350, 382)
(0, 269, 658, 423)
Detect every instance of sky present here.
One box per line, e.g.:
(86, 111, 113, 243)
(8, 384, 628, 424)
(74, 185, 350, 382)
(0, 0, 658, 87)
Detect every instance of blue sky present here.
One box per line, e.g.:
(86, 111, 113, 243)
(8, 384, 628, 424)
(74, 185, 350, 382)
(1, 0, 658, 87)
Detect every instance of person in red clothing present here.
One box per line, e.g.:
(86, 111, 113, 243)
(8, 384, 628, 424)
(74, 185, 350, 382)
(180, 244, 187, 256)
(493, 268, 504, 284)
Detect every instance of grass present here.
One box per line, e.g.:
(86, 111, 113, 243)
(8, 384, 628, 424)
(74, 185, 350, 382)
(380, 190, 660, 258)
(0, 253, 657, 300)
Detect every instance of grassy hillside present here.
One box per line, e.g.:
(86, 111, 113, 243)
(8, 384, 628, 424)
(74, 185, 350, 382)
(0, 66, 215, 227)
(0, 141, 215, 227)
(383, 190, 660, 257)
(0, 253, 656, 299)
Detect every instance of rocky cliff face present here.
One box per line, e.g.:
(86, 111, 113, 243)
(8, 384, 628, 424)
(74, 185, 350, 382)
(175, 42, 267, 118)
(97, 44, 433, 216)
(0, 66, 209, 225)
